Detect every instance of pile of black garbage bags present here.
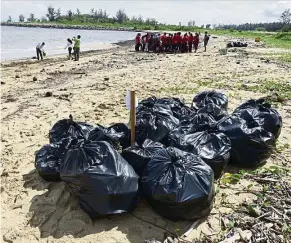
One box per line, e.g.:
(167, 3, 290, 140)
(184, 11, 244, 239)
(35, 91, 282, 221)
(227, 41, 248, 48)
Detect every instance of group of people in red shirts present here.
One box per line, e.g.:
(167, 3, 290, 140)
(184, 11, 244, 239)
(135, 31, 210, 53)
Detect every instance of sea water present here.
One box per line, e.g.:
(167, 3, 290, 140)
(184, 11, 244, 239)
(1, 26, 138, 61)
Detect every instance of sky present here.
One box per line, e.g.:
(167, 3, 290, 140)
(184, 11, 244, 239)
(1, 1, 291, 26)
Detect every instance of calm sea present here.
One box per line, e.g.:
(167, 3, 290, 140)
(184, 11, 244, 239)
(1, 26, 138, 61)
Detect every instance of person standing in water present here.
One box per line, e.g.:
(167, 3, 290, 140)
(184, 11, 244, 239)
(36, 42, 45, 60)
(72, 35, 81, 61)
(65, 38, 73, 60)
(203, 31, 210, 52)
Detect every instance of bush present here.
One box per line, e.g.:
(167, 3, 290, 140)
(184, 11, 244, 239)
(256, 27, 265, 32)
(281, 25, 291, 32)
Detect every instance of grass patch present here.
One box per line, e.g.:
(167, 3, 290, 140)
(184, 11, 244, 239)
(211, 30, 291, 49)
(239, 78, 291, 100)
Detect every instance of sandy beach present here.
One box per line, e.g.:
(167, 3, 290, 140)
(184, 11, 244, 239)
(1, 37, 291, 243)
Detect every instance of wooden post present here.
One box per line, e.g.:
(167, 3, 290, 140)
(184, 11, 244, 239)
(130, 91, 136, 145)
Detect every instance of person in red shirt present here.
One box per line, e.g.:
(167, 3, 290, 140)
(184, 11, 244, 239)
(161, 33, 169, 52)
(168, 34, 173, 52)
(172, 33, 178, 52)
(135, 33, 141, 51)
(188, 33, 194, 52)
(176, 32, 183, 53)
(193, 33, 200, 53)
(141, 34, 147, 51)
(182, 33, 189, 53)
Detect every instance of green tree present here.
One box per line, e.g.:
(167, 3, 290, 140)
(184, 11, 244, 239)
(76, 8, 81, 16)
(46, 5, 56, 21)
(19, 14, 25, 22)
(67, 10, 73, 20)
(7, 16, 12, 22)
(280, 8, 291, 24)
(27, 13, 36, 22)
(56, 8, 61, 20)
(116, 9, 128, 23)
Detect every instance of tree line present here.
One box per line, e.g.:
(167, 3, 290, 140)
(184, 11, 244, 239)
(7, 6, 291, 32)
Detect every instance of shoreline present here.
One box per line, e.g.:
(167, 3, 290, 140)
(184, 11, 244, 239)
(1, 22, 144, 32)
(0, 39, 135, 66)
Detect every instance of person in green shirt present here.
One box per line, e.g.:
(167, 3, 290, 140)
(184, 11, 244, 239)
(72, 35, 81, 61)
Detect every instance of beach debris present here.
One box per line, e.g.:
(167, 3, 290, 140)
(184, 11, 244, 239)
(236, 61, 240, 64)
(217, 115, 275, 167)
(49, 115, 93, 143)
(34, 92, 284, 238)
(60, 140, 139, 218)
(15, 75, 20, 78)
(219, 167, 291, 242)
(104, 77, 110, 81)
(35, 140, 71, 182)
(142, 147, 214, 220)
(88, 123, 130, 149)
(44, 91, 53, 97)
(232, 98, 282, 139)
(33, 77, 37, 81)
(1, 81, 5, 85)
(122, 139, 165, 176)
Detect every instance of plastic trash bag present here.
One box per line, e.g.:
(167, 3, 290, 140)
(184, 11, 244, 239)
(233, 99, 282, 139)
(122, 139, 165, 176)
(138, 96, 195, 121)
(168, 129, 231, 179)
(35, 138, 72, 182)
(136, 105, 180, 145)
(88, 123, 130, 149)
(217, 115, 275, 167)
(142, 147, 214, 221)
(192, 91, 228, 111)
(188, 113, 217, 133)
(49, 115, 93, 143)
(197, 103, 228, 121)
(60, 139, 140, 218)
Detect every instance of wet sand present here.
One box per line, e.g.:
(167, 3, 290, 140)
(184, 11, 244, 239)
(1, 37, 291, 243)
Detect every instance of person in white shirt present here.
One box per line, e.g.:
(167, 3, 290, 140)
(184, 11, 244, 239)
(36, 42, 45, 60)
(65, 38, 73, 60)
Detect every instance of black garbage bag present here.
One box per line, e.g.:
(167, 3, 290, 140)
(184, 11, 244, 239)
(197, 103, 228, 121)
(49, 115, 93, 143)
(164, 113, 216, 147)
(217, 115, 275, 167)
(233, 99, 282, 139)
(138, 97, 196, 121)
(142, 147, 214, 221)
(188, 113, 217, 133)
(192, 91, 228, 111)
(60, 139, 140, 218)
(88, 123, 130, 149)
(168, 130, 231, 179)
(35, 138, 72, 182)
(136, 105, 180, 145)
(121, 139, 165, 176)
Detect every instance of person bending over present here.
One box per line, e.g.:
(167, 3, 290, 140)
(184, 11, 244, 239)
(36, 42, 45, 60)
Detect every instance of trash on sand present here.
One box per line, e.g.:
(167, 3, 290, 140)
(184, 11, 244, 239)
(142, 147, 214, 221)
